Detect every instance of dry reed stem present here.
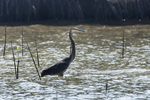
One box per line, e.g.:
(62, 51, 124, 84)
(16, 60, 20, 79)
(3, 25, 6, 57)
(26, 42, 41, 80)
(35, 33, 40, 67)
(106, 80, 108, 93)
(122, 29, 125, 58)
(22, 26, 23, 56)
(11, 41, 17, 79)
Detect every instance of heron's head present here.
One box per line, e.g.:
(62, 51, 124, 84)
(69, 27, 85, 37)
(71, 27, 85, 32)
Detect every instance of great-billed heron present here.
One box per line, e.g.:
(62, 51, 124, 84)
(41, 27, 85, 77)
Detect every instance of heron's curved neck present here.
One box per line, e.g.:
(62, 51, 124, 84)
(69, 28, 75, 62)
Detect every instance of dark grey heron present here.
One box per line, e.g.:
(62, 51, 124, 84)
(41, 27, 85, 77)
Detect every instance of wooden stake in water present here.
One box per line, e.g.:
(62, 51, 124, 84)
(122, 29, 125, 58)
(106, 80, 108, 93)
(3, 25, 6, 57)
(22, 26, 23, 56)
(16, 60, 20, 79)
(17, 46, 19, 60)
(35, 34, 40, 67)
(26, 42, 41, 80)
(11, 41, 17, 79)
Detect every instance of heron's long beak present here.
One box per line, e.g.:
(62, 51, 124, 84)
(75, 28, 85, 32)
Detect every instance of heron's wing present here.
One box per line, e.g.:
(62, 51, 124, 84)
(45, 60, 70, 75)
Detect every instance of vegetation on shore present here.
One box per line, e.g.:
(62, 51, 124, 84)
(0, 0, 150, 22)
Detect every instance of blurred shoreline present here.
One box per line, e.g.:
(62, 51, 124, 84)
(0, 19, 150, 27)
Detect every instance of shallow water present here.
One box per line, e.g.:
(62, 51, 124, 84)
(0, 23, 150, 100)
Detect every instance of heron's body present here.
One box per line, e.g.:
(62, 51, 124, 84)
(41, 27, 84, 77)
(41, 58, 70, 76)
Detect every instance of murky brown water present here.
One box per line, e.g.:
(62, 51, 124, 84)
(0, 23, 150, 100)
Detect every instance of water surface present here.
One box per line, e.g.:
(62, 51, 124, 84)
(0, 23, 150, 100)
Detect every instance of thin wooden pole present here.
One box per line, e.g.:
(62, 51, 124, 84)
(22, 26, 23, 56)
(106, 80, 108, 93)
(3, 25, 6, 57)
(16, 60, 20, 79)
(122, 29, 125, 58)
(26, 42, 41, 80)
(11, 41, 17, 79)
(35, 34, 40, 67)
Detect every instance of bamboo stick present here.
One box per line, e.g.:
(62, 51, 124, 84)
(26, 42, 41, 80)
(35, 33, 40, 67)
(106, 80, 108, 93)
(11, 41, 17, 79)
(122, 29, 125, 58)
(16, 60, 20, 79)
(22, 26, 23, 56)
(3, 25, 6, 57)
